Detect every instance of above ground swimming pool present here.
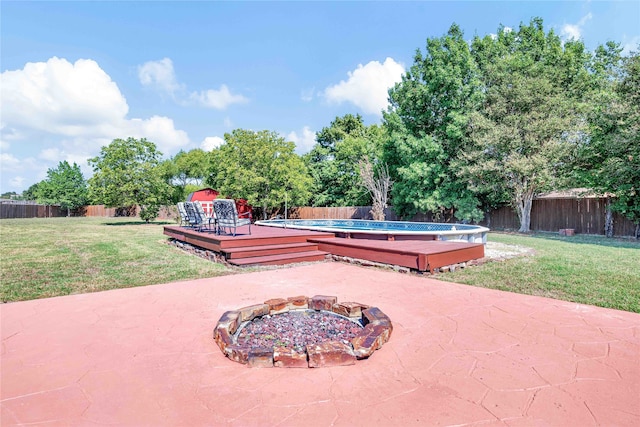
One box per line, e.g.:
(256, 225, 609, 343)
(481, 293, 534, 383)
(255, 219, 489, 243)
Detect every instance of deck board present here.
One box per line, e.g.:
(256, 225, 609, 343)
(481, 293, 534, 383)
(164, 225, 484, 271)
(164, 224, 334, 251)
(309, 237, 484, 271)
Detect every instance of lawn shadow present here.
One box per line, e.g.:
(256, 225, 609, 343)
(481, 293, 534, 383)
(526, 231, 640, 250)
(103, 220, 174, 226)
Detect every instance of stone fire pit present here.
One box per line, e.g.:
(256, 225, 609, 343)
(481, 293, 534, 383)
(213, 295, 392, 368)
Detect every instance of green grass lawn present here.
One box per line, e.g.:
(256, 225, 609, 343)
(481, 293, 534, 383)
(438, 232, 640, 313)
(0, 217, 234, 302)
(2, 218, 639, 313)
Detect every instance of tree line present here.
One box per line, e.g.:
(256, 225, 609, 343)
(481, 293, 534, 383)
(24, 18, 639, 236)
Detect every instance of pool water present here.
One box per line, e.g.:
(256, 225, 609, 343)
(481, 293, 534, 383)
(255, 219, 489, 243)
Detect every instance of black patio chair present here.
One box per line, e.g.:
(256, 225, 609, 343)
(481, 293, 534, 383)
(184, 201, 208, 232)
(177, 202, 190, 226)
(213, 199, 251, 236)
(193, 201, 216, 232)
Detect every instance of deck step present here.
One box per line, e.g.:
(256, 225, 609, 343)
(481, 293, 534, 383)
(227, 250, 329, 267)
(222, 242, 319, 259)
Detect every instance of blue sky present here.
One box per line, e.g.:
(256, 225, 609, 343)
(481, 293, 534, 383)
(1, 1, 639, 195)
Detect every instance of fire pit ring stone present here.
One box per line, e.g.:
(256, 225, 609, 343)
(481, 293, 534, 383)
(213, 295, 393, 368)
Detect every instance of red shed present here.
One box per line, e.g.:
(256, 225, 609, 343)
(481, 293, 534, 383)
(187, 188, 219, 216)
(186, 188, 252, 219)
(235, 198, 252, 219)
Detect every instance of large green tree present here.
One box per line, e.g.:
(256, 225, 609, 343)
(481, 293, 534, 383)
(386, 19, 595, 230)
(162, 148, 210, 203)
(206, 129, 312, 218)
(305, 114, 383, 207)
(384, 24, 486, 222)
(35, 161, 88, 216)
(22, 184, 41, 201)
(88, 137, 171, 222)
(461, 19, 593, 232)
(580, 48, 640, 237)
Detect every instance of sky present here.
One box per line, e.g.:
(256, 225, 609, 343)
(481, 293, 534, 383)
(1, 1, 639, 195)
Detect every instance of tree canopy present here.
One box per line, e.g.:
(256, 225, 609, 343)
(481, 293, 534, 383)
(578, 47, 640, 236)
(385, 18, 597, 230)
(384, 23, 485, 222)
(161, 148, 211, 203)
(33, 161, 88, 215)
(305, 114, 384, 207)
(206, 129, 312, 218)
(88, 137, 171, 222)
(461, 19, 593, 232)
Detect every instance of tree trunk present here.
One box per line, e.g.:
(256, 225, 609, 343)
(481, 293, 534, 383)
(635, 223, 639, 240)
(358, 158, 392, 222)
(370, 204, 385, 221)
(604, 197, 614, 238)
(516, 193, 534, 233)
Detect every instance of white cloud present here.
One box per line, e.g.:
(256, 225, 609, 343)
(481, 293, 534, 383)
(562, 24, 581, 41)
(0, 153, 45, 191)
(137, 58, 248, 110)
(1, 126, 24, 142)
(201, 136, 225, 151)
(138, 57, 183, 95)
(1, 57, 129, 137)
(223, 117, 233, 128)
(189, 85, 248, 110)
(0, 57, 192, 193)
(287, 126, 316, 154)
(490, 26, 512, 40)
(0, 152, 21, 171)
(622, 36, 640, 55)
(323, 57, 405, 116)
(66, 153, 92, 169)
(561, 13, 593, 41)
(9, 176, 25, 189)
(301, 87, 315, 102)
(125, 116, 190, 155)
(39, 147, 63, 162)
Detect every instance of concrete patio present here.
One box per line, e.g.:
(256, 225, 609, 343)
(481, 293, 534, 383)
(2, 262, 639, 426)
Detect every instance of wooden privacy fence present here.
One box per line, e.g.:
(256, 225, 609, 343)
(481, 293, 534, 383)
(79, 205, 176, 220)
(291, 206, 372, 220)
(291, 206, 436, 222)
(83, 205, 120, 217)
(1, 203, 176, 221)
(2, 199, 636, 237)
(482, 198, 636, 237)
(0, 202, 64, 219)
(293, 198, 637, 237)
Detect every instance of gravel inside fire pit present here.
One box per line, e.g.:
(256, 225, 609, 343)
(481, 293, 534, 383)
(236, 310, 363, 352)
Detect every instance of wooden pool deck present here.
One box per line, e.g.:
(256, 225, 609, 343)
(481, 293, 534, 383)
(163, 224, 484, 272)
(310, 237, 484, 272)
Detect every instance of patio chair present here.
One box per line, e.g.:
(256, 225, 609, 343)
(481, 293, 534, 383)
(193, 200, 216, 232)
(177, 202, 190, 226)
(213, 199, 251, 236)
(184, 201, 208, 232)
